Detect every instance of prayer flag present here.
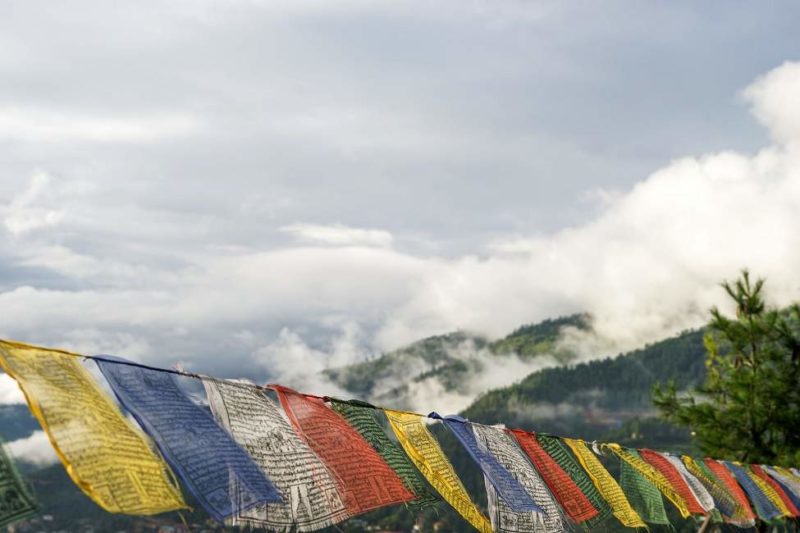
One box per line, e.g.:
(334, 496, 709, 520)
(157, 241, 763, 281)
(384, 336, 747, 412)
(562, 438, 645, 529)
(509, 430, 599, 524)
(0, 341, 186, 515)
(329, 400, 438, 509)
(681, 456, 747, 524)
(204, 379, 350, 531)
(639, 449, 706, 515)
(722, 461, 783, 522)
(433, 414, 539, 513)
(703, 459, 756, 523)
(662, 453, 715, 513)
(95, 356, 280, 522)
(385, 410, 492, 533)
(617, 450, 669, 526)
(764, 466, 800, 511)
(272, 386, 414, 516)
(745, 465, 793, 518)
(751, 465, 800, 517)
(605, 444, 691, 518)
(0, 437, 38, 528)
(471, 424, 564, 532)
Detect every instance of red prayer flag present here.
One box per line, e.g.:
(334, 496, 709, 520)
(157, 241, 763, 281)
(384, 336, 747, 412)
(751, 465, 800, 517)
(271, 385, 414, 515)
(509, 429, 599, 524)
(703, 458, 757, 522)
(639, 449, 706, 515)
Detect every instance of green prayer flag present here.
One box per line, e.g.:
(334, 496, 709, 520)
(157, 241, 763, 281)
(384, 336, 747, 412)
(0, 438, 38, 528)
(536, 435, 614, 528)
(330, 401, 439, 509)
(619, 450, 670, 525)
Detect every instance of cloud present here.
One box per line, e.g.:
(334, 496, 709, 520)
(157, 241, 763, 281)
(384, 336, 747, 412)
(377, 340, 562, 415)
(252, 326, 357, 397)
(1, 5, 800, 410)
(0, 106, 200, 143)
(374, 61, 800, 356)
(0, 373, 24, 405)
(744, 61, 800, 146)
(6, 430, 58, 466)
(2, 172, 64, 236)
(5, 54, 800, 384)
(280, 223, 394, 247)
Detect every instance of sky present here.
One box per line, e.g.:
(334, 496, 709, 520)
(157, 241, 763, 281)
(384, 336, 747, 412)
(2, 0, 800, 402)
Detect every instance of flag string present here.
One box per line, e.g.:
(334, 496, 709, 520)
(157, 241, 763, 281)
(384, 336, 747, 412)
(0, 338, 624, 447)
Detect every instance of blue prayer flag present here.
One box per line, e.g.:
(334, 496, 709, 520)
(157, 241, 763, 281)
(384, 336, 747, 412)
(723, 462, 782, 522)
(431, 413, 540, 513)
(95, 356, 282, 522)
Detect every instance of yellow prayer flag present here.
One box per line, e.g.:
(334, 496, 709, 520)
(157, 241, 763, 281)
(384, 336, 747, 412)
(0, 340, 187, 515)
(563, 438, 646, 529)
(745, 466, 792, 517)
(775, 466, 800, 484)
(384, 410, 492, 533)
(681, 456, 750, 524)
(605, 443, 691, 518)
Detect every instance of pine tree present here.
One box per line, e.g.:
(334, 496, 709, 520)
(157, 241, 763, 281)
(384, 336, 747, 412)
(653, 271, 800, 465)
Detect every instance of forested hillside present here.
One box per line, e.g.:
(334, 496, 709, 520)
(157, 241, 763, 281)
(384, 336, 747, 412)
(323, 315, 588, 409)
(462, 328, 706, 438)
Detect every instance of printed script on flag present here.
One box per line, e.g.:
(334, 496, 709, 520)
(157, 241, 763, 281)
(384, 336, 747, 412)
(0, 341, 186, 515)
(204, 379, 350, 531)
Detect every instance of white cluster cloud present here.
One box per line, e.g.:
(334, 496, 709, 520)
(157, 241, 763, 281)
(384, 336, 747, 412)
(2, 172, 64, 236)
(376, 339, 563, 415)
(0, 373, 24, 405)
(373, 61, 800, 356)
(6, 430, 58, 466)
(252, 324, 364, 397)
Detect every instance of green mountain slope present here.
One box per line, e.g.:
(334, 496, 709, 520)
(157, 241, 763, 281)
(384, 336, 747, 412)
(462, 328, 706, 439)
(324, 315, 588, 409)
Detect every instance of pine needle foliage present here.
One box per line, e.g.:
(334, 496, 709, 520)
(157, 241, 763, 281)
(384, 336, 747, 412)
(654, 270, 800, 465)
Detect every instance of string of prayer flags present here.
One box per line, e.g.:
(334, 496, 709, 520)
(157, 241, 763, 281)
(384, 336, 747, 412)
(0, 437, 38, 528)
(432, 414, 540, 513)
(562, 438, 646, 529)
(604, 444, 691, 518)
(538, 434, 614, 526)
(617, 450, 670, 526)
(271, 386, 414, 515)
(328, 400, 439, 509)
(751, 465, 800, 517)
(662, 453, 716, 514)
(703, 459, 757, 523)
(470, 425, 565, 532)
(95, 356, 281, 522)
(639, 449, 706, 515)
(0, 341, 186, 515)
(9, 339, 800, 531)
(681, 456, 744, 523)
(509, 430, 599, 524)
(204, 380, 350, 531)
(722, 461, 784, 522)
(384, 410, 493, 533)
